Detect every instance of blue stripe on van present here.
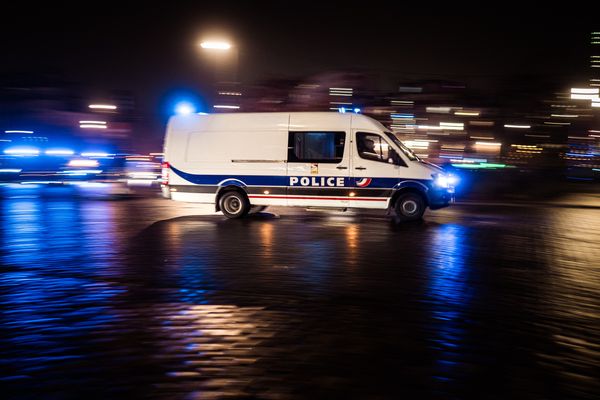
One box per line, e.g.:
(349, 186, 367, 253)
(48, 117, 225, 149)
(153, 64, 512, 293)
(170, 165, 289, 186)
(170, 164, 432, 190)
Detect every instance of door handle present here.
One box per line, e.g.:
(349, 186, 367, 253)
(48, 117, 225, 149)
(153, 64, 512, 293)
(355, 167, 366, 170)
(336, 166, 348, 170)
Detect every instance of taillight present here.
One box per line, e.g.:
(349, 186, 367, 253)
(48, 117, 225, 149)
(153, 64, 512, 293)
(161, 162, 169, 185)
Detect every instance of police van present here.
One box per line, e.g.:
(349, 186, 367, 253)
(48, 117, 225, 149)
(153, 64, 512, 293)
(161, 112, 455, 221)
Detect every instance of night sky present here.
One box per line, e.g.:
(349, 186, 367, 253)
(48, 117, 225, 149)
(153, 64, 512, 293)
(1, 3, 596, 145)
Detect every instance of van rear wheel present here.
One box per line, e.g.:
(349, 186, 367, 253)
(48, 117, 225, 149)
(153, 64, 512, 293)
(219, 191, 250, 219)
(394, 192, 425, 222)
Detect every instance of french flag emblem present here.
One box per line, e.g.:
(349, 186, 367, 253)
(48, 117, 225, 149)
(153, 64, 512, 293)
(356, 178, 372, 187)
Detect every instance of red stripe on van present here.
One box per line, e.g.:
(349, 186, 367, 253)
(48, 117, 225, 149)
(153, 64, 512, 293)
(248, 195, 387, 202)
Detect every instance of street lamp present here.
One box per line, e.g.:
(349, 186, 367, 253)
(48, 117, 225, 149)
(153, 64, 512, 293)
(198, 38, 239, 110)
(200, 41, 232, 50)
(198, 39, 237, 81)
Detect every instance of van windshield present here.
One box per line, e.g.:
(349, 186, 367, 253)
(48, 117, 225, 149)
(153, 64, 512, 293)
(385, 132, 420, 161)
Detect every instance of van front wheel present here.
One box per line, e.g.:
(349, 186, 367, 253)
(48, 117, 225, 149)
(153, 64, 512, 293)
(394, 192, 426, 222)
(219, 191, 250, 219)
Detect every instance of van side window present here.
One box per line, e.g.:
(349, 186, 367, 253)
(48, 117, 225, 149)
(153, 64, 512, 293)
(288, 131, 345, 163)
(356, 132, 403, 165)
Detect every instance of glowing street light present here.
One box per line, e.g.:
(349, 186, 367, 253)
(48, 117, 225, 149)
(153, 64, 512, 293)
(200, 41, 232, 50)
(89, 104, 117, 110)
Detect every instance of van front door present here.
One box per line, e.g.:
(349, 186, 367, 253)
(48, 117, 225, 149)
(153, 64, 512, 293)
(350, 131, 403, 209)
(286, 130, 350, 208)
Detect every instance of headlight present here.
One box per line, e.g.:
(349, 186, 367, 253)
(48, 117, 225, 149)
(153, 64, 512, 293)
(434, 174, 458, 188)
(435, 175, 449, 188)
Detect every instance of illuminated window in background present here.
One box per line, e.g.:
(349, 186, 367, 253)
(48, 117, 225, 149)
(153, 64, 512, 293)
(287, 131, 345, 163)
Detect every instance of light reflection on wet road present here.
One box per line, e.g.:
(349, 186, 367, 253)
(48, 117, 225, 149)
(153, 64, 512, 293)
(1, 188, 599, 399)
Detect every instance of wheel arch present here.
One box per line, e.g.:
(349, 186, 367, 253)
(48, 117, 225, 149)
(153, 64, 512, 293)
(215, 179, 249, 212)
(389, 183, 429, 209)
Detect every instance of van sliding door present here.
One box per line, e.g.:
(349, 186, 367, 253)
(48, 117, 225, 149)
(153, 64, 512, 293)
(286, 131, 350, 208)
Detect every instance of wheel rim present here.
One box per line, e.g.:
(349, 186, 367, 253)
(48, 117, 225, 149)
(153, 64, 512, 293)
(224, 196, 242, 214)
(401, 199, 418, 215)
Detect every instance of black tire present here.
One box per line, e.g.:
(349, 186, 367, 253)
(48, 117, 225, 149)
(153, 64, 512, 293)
(394, 192, 426, 222)
(219, 191, 250, 219)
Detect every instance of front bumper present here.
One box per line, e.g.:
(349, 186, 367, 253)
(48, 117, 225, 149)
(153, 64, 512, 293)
(427, 186, 455, 210)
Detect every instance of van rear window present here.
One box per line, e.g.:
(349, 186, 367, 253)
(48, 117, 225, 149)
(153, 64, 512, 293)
(287, 131, 345, 163)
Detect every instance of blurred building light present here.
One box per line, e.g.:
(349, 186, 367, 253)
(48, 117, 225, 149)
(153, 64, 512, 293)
(550, 114, 578, 118)
(68, 159, 99, 167)
(45, 149, 75, 156)
(391, 100, 414, 105)
(296, 84, 320, 89)
(450, 158, 487, 163)
(440, 122, 464, 130)
(338, 107, 346, 113)
(571, 88, 599, 94)
(399, 86, 422, 93)
(89, 104, 117, 110)
(442, 144, 465, 150)
(0, 169, 22, 173)
(568, 136, 595, 140)
(403, 140, 429, 149)
(4, 147, 39, 155)
(4, 130, 33, 134)
(470, 136, 495, 140)
(79, 120, 106, 124)
(213, 105, 240, 109)
(391, 113, 415, 119)
(330, 102, 352, 105)
(454, 111, 480, 116)
(81, 152, 112, 158)
(525, 134, 550, 138)
(475, 141, 502, 146)
(565, 153, 595, 157)
(329, 88, 353, 97)
(571, 93, 600, 100)
(354, 108, 361, 114)
(592, 100, 600, 107)
(426, 106, 451, 114)
(504, 124, 531, 129)
(200, 41, 232, 50)
(469, 121, 494, 126)
(128, 171, 158, 179)
(80, 124, 108, 129)
(61, 170, 102, 175)
(452, 163, 507, 169)
(417, 125, 444, 130)
(544, 121, 571, 125)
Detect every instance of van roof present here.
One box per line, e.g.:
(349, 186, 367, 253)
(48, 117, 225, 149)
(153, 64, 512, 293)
(168, 111, 387, 133)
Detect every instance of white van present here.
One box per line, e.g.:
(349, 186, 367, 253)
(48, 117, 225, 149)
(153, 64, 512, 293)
(161, 112, 455, 221)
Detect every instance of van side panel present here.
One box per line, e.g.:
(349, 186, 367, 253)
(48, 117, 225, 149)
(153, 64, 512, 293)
(165, 113, 289, 205)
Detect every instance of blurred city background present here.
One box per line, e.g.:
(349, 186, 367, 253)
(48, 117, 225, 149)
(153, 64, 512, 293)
(1, 9, 598, 204)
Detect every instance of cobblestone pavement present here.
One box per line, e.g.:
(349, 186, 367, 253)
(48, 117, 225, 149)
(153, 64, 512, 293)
(1, 189, 599, 399)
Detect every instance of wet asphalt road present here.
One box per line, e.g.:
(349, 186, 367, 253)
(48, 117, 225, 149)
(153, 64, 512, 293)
(1, 187, 599, 399)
